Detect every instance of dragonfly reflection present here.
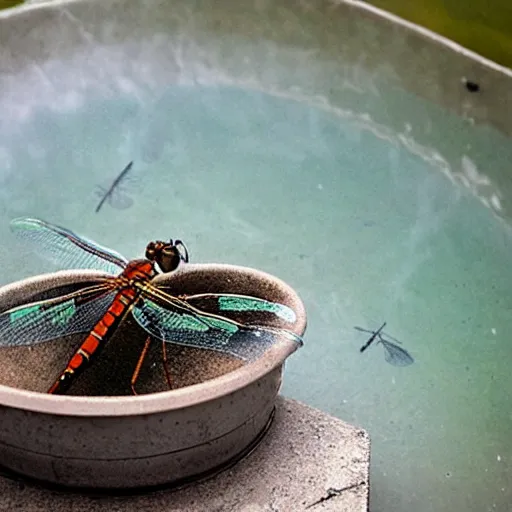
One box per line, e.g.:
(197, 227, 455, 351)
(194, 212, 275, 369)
(355, 322, 414, 367)
(95, 161, 135, 213)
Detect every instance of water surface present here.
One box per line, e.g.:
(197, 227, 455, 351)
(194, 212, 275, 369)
(0, 84, 511, 512)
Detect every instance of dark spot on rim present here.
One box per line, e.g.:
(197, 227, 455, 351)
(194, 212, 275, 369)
(464, 79, 480, 93)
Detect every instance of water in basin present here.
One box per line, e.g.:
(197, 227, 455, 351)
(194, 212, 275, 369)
(0, 79, 511, 512)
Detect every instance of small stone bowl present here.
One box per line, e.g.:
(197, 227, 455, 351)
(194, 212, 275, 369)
(0, 263, 306, 489)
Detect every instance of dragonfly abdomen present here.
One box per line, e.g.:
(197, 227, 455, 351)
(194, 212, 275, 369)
(48, 287, 139, 394)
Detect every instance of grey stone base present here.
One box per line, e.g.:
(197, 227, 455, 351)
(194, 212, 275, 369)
(0, 397, 369, 511)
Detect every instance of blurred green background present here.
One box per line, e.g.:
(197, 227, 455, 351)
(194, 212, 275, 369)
(0, 0, 22, 9)
(0, 0, 511, 68)
(368, 0, 512, 68)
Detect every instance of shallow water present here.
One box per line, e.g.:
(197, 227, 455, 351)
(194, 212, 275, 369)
(1, 84, 512, 511)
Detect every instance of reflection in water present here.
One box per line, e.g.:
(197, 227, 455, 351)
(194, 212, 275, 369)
(355, 323, 414, 367)
(95, 160, 134, 213)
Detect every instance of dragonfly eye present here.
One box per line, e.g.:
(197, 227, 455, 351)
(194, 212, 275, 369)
(153, 241, 185, 273)
(156, 249, 180, 273)
(146, 240, 189, 272)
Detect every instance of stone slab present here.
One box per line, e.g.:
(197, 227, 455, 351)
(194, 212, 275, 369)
(0, 397, 370, 511)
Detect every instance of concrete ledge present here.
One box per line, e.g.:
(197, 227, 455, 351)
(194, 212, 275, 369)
(0, 396, 370, 511)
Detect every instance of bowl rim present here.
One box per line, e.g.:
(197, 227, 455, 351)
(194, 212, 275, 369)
(0, 264, 306, 417)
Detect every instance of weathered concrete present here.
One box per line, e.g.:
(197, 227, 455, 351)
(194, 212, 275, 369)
(0, 397, 370, 511)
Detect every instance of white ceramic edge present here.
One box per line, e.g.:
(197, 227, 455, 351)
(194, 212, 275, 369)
(4, 0, 512, 77)
(0, 265, 305, 417)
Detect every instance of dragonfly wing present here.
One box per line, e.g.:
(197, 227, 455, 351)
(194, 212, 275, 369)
(380, 332, 402, 345)
(177, 293, 297, 324)
(11, 217, 128, 275)
(94, 185, 108, 198)
(381, 340, 414, 367)
(121, 174, 140, 186)
(0, 286, 116, 347)
(107, 189, 134, 210)
(132, 298, 302, 362)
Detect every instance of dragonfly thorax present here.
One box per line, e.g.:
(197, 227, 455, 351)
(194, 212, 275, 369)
(122, 259, 157, 282)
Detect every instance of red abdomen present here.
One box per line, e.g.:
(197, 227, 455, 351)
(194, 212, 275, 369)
(47, 260, 156, 394)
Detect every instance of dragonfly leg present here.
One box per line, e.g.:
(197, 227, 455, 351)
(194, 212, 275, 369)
(130, 336, 152, 395)
(161, 340, 173, 390)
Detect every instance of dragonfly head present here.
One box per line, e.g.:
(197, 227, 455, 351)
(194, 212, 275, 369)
(145, 239, 189, 274)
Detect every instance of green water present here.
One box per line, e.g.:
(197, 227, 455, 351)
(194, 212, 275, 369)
(1, 85, 512, 511)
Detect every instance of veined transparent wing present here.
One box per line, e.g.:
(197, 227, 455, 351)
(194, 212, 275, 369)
(379, 339, 414, 367)
(176, 293, 297, 323)
(10, 218, 128, 275)
(132, 297, 303, 362)
(95, 162, 137, 212)
(95, 185, 134, 211)
(0, 285, 116, 347)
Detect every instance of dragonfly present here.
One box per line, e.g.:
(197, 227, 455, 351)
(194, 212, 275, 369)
(0, 218, 303, 395)
(94, 161, 135, 213)
(355, 323, 414, 367)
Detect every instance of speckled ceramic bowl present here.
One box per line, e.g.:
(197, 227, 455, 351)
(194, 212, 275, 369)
(0, 264, 306, 488)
